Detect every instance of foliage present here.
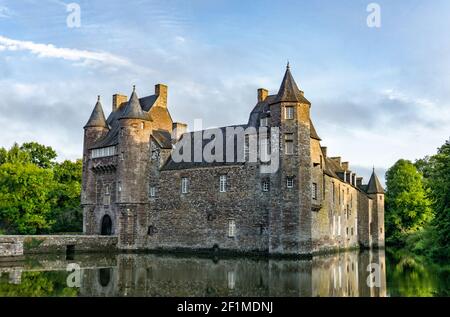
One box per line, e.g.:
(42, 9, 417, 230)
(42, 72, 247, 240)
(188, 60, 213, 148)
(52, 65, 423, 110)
(49, 160, 83, 233)
(20, 142, 57, 169)
(0, 162, 55, 234)
(0, 271, 78, 297)
(385, 159, 433, 244)
(0, 142, 82, 234)
(386, 139, 450, 261)
(424, 140, 450, 260)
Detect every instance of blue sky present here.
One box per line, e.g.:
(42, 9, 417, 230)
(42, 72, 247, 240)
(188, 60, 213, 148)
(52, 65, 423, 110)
(0, 0, 449, 184)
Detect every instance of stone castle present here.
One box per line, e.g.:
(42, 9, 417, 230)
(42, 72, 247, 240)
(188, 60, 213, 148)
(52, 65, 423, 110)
(81, 65, 385, 256)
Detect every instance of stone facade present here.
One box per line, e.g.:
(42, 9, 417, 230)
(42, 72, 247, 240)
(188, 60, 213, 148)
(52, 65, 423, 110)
(82, 65, 385, 256)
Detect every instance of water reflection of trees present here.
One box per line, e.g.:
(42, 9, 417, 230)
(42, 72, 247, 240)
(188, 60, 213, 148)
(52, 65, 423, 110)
(0, 271, 78, 297)
(386, 250, 449, 297)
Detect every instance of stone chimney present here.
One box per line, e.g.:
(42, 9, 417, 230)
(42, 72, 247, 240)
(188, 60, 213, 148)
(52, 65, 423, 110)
(352, 173, 356, 186)
(258, 88, 268, 102)
(112, 94, 128, 112)
(342, 162, 349, 171)
(356, 177, 363, 187)
(155, 84, 168, 108)
(321, 146, 327, 158)
(330, 157, 341, 166)
(172, 122, 187, 143)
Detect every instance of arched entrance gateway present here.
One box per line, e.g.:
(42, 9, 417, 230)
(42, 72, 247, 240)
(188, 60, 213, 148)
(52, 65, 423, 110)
(101, 215, 113, 235)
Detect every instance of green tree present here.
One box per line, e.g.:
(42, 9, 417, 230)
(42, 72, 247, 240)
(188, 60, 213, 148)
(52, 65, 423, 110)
(385, 159, 433, 244)
(0, 162, 55, 234)
(49, 160, 83, 233)
(20, 142, 57, 169)
(426, 140, 450, 260)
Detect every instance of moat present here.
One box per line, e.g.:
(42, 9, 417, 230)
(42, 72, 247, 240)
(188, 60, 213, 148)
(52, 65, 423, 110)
(0, 250, 448, 297)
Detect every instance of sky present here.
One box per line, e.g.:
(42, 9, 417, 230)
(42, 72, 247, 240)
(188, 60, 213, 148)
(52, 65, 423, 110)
(0, 0, 449, 185)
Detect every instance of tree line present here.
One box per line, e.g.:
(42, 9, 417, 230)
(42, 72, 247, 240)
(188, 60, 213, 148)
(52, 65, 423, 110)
(385, 139, 449, 261)
(0, 142, 82, 234)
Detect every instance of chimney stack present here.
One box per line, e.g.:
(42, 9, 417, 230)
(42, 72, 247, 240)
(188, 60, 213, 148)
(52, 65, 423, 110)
(155, 84, 168, 108)
(356, 177, 363, 187)
(342, 162, 349, 171)
(258, 88, 268, 102)
(172, 122, 187, 143)
(112, 94, 128, 112)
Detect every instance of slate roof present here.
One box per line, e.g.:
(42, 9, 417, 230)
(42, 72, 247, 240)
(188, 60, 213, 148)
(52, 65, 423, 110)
(366, 169, 385, 194)
(270, 64, 311, 105)
(89, 89, 159, 149)
(162, 125, 248, 171)
(120, 87, 150, 121)
(152, 130, 173, 149)
(84, 97, 108, 129)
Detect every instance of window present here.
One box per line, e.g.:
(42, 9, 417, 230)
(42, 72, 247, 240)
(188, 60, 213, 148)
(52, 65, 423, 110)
(147, 226, 156, 236)
(103, 185, 110, 206)
(262, 179, 270, 192)
(117, 182, 122, 200)
(312, 183, 318, 200)
(92, 146, 117, 159)
(285, 106, 294, 119)
(149, 186, 156, 198)
(346, 227, 349, 236)
(220, 175, 227, 193)
(333, 215, 336, 236)
(287, 177, 294, 189)
(228, 220, 236, 238)
(285, 134, 294, 155)
(260, 117, 269, 127)
(181, 177, 189, 194)
(120, 152, 124, 161)
(338, 216, 341, 236)
(332, 183, 335, 203)
(351, 227, 354, 236)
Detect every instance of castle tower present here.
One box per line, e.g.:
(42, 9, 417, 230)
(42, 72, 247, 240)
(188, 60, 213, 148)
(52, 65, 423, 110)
(366, 168, 385, 248)
(116, 86, 152, 249)
(268, 64, 313, 255)
(82, 96, 109, 234)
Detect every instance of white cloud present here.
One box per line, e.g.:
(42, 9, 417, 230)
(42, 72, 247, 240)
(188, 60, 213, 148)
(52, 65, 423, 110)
(0, 6, 11, 18)
(0, 35, 136, 69)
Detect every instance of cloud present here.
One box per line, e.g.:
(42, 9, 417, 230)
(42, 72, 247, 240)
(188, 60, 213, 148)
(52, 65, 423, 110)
(0, 35, 142, 70)
(0, 6, 11, 18)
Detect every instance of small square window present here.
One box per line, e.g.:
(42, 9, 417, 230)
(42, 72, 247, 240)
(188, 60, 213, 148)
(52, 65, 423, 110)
(287, 177, 294, 188)
(149, 186, 156, 198)
(228, 220, 236, 238)
(312, 183, 318, 200)
(181, 177, 189, 194)
(285, 106, 294, 119)
(262, 179, 270, 192)
(220, 175, 227, 193)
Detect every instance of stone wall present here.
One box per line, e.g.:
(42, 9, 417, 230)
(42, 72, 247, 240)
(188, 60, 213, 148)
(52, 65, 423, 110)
(0, 237, 23, 259)
(0, 236, 117, 256)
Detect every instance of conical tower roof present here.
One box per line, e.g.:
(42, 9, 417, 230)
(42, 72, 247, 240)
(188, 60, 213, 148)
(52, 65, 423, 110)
(120, 86, 149, 121)
(367, 168, 384, 194)
(271, 63, 311, 105)
(84, 96, 108, 129)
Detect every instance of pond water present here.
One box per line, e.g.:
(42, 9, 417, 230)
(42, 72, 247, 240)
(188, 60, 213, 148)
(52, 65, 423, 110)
(0, 250, 448, 297)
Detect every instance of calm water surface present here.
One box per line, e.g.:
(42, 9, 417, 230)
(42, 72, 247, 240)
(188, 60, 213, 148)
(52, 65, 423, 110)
(0, 250, 448, 297)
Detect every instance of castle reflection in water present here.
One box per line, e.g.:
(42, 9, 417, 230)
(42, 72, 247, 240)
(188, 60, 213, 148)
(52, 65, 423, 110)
(0, 250, 386, 297)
